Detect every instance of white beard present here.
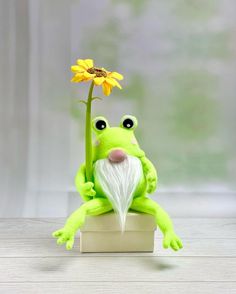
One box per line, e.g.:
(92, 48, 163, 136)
(94, 155, 142, 231)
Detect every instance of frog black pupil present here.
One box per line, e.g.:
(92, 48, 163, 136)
(123, 118, 133, 129)
(96, 120, 106, 130)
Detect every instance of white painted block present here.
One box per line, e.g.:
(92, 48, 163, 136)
(80, 212, 156, 253)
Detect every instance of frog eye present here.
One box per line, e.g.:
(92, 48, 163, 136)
(95, 120, 107, 130)
(92, 116, 109, 133)
(120, 115, 138, 130)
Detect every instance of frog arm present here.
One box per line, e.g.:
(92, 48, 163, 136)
(140, 156, 158, 194)
(75, 163, 94, 202)
(75, 163, 86, 188)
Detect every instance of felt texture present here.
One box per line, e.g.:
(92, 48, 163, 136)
(53, 116, 183, 251)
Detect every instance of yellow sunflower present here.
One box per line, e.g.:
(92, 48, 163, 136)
(71, 58, 123, 96)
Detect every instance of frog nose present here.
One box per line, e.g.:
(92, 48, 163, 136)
(108, 149, 127, 163)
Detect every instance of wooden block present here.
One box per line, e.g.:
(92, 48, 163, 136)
(80, 212, 156, 253)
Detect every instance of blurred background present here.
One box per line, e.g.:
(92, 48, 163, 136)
(0, 0, 235, 217)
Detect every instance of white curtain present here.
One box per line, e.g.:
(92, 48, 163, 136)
(0, 0, 235, 217)
(0, 0, 76, 216)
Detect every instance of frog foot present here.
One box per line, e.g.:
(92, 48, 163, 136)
(163, 231, 183, 251)
(52, 226, 75, 250)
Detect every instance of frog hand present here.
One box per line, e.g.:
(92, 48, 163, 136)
(163, 231, 183, 251)
(52, 226, 75, 250)
(80, 182, 96, 198)
(146, 172, 157, 194)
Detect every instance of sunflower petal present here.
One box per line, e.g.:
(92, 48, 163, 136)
(71, 65, 85, 73)
(76, 59, 89, 69)
(84, 71, 95, 78)
(102, 82, 112, 96)
(109, 71, 123, 80)
(105, 77, 116, 86)
(84, 59, 94, 68)
(81, 76, 92, 82)
(105, 77, 122, 89)
(71, 77, 77, 82)
(94, 77, 105, 85)
(114, 80, 122, 89)
(71, 73, 83, 82)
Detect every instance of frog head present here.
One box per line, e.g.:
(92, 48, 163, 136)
(92, 115, 145, 163)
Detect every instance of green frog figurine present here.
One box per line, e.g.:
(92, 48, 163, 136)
(53, 115, 183, 251)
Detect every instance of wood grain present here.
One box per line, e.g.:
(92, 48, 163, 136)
(0, 256, 235, 282)
(0, 218, 235, 238)
(0, 218, 235, 293)
(0, 282, 235, 294)
(0, 238, 235, 257)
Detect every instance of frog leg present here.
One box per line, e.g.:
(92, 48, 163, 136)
(130, 196, 183, 251)
(53, 198, 112, 250)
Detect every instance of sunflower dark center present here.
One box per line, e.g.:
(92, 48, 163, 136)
(87, 67, 107, 77)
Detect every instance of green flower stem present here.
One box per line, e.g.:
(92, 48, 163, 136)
(85, 81, 95, 182)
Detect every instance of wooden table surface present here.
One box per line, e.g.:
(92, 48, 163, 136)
(0, 218, 235, 294)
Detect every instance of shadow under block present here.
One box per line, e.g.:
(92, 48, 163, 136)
(80, 212, 156, 253)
